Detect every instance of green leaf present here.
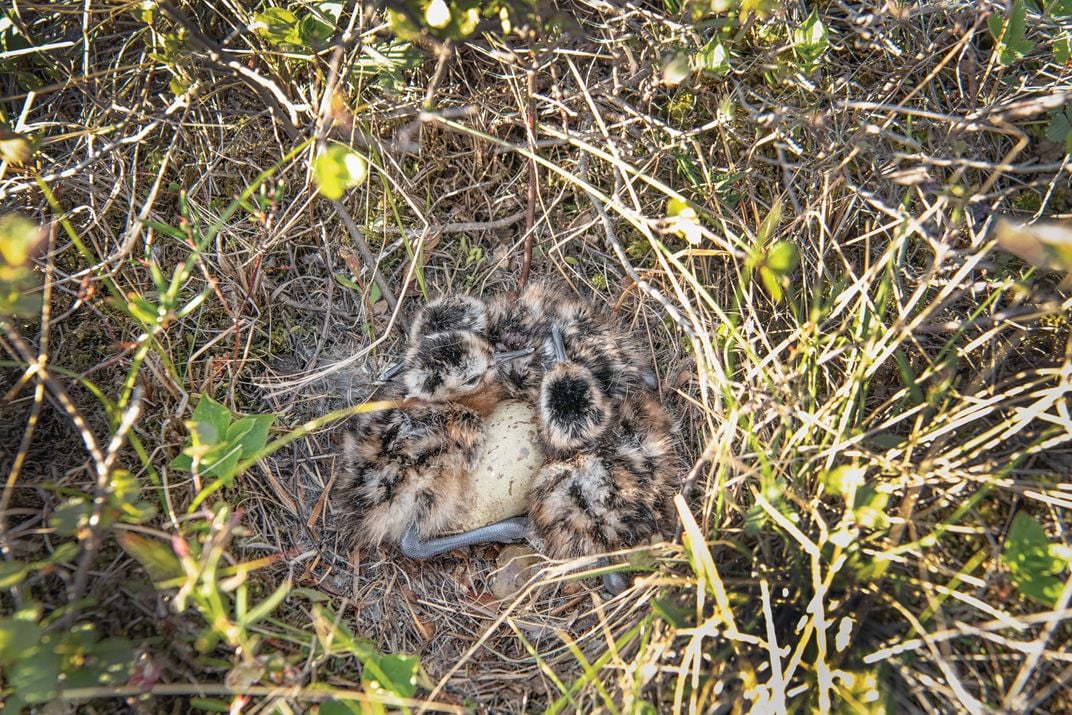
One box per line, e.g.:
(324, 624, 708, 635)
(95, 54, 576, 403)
(109, 468, 141, 508)
(191, 698, 231, 712)
(240, 579, 291, 627)
(0, 129, 32, 164)
(42, 541, 79, 566)
(59, 630, 134, 689)
(756, 198, 783, 247)
(200, 442, 242, 483)
(7, 646, 60, 703)
(989, 0, 1036, 66)
(378, 653, 420, 697)
(758, 266, 784, 303)
(0, 213, 41, 266)
(652, 598, 693, 628)
(1048, 0, 1072, 16)
(0, 561, 29, 588)
(661, 54, 691, 85)
(227, 413, 275, 460)
(1045, 105, 1072, 154)
(0, 617, 40, 664)
(50, 498, 90, 536)
(253, 7, 302, 46)
(821, 465, 866, 498)
(363, 652, 420, 698)
(793, 10, 829, 73)
(852, 484, 889, 529)
(143, 219, 186, 239)
(314, 143, 368, 200)
(127, 295, 160, 324)
(334, 272, 361, 291)
(0, 265, 43, 316)
(766, 241, 800, 274)
(186, 420, 221, 457)
(192, 394, 232, 434)
(695, 37, 729, 75)
(117, 532, 184, 585)
(1055, 32, 1071, 63)
(1003, 512, 1069, 606)
(300, 14, 334, 45)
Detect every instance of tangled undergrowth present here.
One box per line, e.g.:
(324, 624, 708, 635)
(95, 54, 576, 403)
(2, 0, 1072, 711)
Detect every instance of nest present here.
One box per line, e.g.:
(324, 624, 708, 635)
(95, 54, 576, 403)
(3, 0, 1072, 711)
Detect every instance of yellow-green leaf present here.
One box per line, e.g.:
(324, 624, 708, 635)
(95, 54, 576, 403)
(117, 532, 184, 585)
(0, 130, 33, 164)
(253, 7, 301, 46)
(314, 143, 368, 200)
(758, 266, 783, 302)
(994, 218, 1072, 274)
(1003, 512, 1069, 607)
(766, 240, 800, 274)
(0, 214, 41, 266)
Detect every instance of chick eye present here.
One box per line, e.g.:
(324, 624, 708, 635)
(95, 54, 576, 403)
(463, 375, 481, 386)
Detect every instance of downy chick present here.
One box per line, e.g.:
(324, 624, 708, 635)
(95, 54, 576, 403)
(399, 321, 677, 593)
(528, 324, 678, 593)
(485, 281, 655, 402)
(334, 310, 530, 556)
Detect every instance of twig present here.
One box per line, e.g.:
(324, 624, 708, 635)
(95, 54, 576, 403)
(158, 2, 310, 131)
(578, 156, 698, 345)
(314, 5, 361, 152)
(423, 40, 453, 110)
(330, 199, 398, 311)
(0, 222, 56, 559)
(0, 318, 105, 467)
(1001, 564, 1072, 709)
(519, 59, 537, 289)
(0, 87, 195, 201)
(63, 387, 144, 629)
(376, 209, 528, 238)
(0, 316, 143, 628)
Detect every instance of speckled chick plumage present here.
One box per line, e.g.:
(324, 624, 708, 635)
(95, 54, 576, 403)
(334, 296, 503, 551)
(486, 281, 654, 402)
(528, 332, 678, 563)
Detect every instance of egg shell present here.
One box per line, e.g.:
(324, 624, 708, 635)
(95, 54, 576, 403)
(453, 400, 542, 532)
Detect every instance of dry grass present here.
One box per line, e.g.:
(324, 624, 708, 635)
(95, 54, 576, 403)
(2, 0, 1072, 711)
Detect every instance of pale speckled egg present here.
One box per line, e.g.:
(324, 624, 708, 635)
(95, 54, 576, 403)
(454, 400, 542, 532)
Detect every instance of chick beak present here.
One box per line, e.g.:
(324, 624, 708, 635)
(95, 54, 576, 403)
(491, 346, 534, 366)
(378, 361, 405, 381)
(550, 322, 567, 363)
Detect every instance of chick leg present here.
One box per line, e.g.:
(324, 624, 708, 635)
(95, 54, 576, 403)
(399, 517, 531, 559)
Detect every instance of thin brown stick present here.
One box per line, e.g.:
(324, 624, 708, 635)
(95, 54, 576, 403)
(0, 222, 56, 558)
(519, 59, 537, 290)
(331, 199, 398, 311)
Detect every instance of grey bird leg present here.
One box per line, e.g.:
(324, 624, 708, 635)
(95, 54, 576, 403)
(399, 517, 531, 559)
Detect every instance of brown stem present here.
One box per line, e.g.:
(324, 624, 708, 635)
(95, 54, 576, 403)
(519, 60, 537, 289)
